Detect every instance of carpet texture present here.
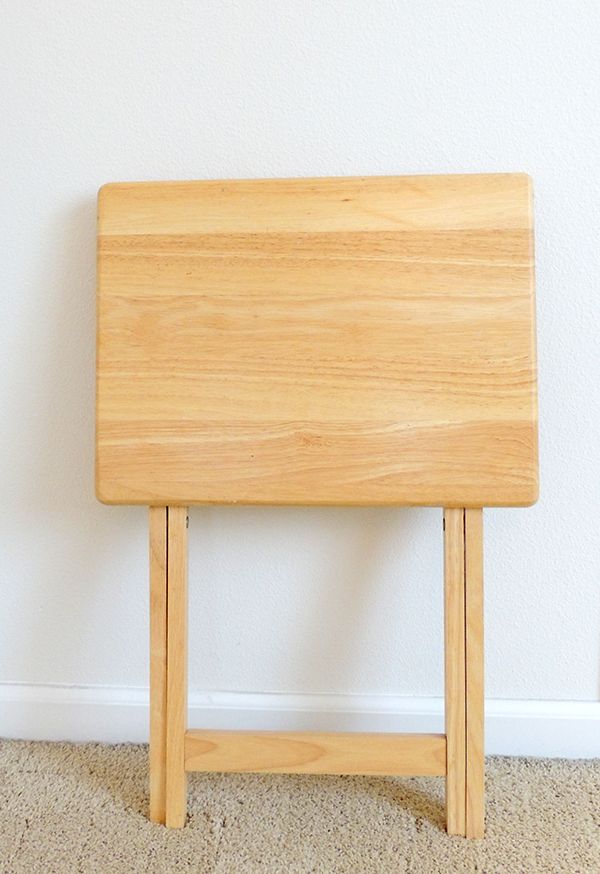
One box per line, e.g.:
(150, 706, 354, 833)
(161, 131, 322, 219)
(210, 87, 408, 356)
(0, 741, 598, 873)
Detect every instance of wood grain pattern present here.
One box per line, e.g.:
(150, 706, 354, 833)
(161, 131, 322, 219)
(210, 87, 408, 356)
(465, 508, 484, 839)
(165, 507, 188, 829)
(184, 730, 447, 776)
(444, 508, 467, 836)
(149, 507, 168, 825)
(96, 173, 537, 506)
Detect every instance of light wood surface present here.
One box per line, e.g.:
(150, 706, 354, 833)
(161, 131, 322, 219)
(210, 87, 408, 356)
(96, 173, 537, 507)
(184, 730, 446, 776)
(443, 507, 485, 838)
(149, 507, 168, 825)
(465, 508, 484, 839)
(444, 508, 466, 836)
(165, 507, 188, 828)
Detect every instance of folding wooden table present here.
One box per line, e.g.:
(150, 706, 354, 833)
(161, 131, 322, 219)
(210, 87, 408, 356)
(96, 173, 537, 837)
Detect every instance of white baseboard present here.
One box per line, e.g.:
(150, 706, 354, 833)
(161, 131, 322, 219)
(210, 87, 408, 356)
(1, 683, 598, 758)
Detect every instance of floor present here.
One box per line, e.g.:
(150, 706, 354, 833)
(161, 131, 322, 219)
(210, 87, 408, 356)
(0, 740, 598, 873)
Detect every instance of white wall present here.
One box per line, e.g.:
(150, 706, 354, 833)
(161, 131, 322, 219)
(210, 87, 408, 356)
(1, 1, 599, 755)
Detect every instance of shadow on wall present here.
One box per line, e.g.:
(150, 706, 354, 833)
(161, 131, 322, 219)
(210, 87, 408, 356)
(188, 504, 442, 701)
(7, 197, 145, 685)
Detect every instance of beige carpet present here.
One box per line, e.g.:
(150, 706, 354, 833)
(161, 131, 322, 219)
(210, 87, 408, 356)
(0, 741, 598, 873)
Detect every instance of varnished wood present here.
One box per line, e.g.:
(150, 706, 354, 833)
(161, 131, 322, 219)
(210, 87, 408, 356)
(165, 507, 188, 828)
(95, 174, 536, 835)
(444, 508, 467, 836)
(444, 507, 485, 838)
(149, 507, 168, 824)
(465, 508, 484, 839)
(184, 730, 447, 776)
(96, 173, 537, 507)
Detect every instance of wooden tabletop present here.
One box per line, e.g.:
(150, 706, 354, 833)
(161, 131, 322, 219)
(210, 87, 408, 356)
(96, 173, 537, 507)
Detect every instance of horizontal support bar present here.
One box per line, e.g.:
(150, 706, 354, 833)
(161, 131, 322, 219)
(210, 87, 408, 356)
(184, 729, 447, 777)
